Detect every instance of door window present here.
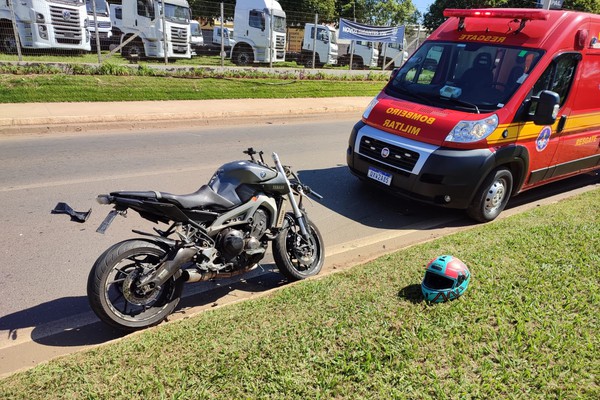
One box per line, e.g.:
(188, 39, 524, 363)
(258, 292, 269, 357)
(529, 53, 580, 115)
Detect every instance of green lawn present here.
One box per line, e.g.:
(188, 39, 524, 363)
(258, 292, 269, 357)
(0, 62, 387, 103)
(0, 189, 598, 399)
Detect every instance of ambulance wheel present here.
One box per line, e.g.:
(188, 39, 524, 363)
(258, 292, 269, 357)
(467, 168, 513, 223)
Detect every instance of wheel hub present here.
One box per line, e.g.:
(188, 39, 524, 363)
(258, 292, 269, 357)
(484, 180, 506, 212)
(123, 269, 160, 306)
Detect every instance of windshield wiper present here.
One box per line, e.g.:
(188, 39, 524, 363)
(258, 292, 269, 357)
(387, 83, 436, 107)
(440, 97, 480, 114)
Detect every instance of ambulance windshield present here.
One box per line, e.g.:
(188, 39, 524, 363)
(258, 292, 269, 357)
(387, 42, 543, 113)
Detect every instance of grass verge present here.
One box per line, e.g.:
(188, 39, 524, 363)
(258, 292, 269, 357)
(0, 189, 598, 399)
(0, 64, 386, 103)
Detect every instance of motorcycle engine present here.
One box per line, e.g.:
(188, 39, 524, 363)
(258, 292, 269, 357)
(216, 209, 269, 266)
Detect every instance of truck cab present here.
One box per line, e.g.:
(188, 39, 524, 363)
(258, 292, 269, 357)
(86, 0, 112, 49)
(112, 0, 191, 61)
(339, 40, 379, 69)
(190, 20, 203, 55)
(0, 0, 90, 52)
(347, 8, 600, 222)
(299, 23, 338, 68)
(379, 41, 409, 69)
(230, 0, 286, 65)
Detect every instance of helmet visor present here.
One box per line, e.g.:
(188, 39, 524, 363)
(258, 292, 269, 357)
(423, 271, 455, 290)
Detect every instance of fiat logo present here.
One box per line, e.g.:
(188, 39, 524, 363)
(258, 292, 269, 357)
(62, 10, 71, 21)
(381, 147, 390, 158)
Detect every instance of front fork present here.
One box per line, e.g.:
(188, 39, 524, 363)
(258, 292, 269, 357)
(272, 152, 311, 240)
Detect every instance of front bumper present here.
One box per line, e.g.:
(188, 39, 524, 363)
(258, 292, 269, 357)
(346, 121, 493, 209)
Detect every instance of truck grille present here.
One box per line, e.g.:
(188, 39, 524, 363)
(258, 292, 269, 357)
(170, 26, 189, 53)
(359, 136, 420, 172)
(50, 6, 82, 44)
(89, 21, 111, 29)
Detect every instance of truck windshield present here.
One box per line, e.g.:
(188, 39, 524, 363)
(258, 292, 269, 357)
(272, 15, 286, 33)
(386, 41, 544, 113)
(161, 2, 190, 23)
(86, 0, 109, 15)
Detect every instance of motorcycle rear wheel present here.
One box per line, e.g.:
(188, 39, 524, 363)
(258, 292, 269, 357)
(87, 239, 184, 332)
(273, 215, 324, 281)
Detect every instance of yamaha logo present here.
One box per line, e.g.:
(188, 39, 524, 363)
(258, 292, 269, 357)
(62, 10, 71, 21)
(381, 147, 390, 158)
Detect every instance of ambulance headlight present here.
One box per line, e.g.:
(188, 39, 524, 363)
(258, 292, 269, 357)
(446, 114, 498, 143)
(362, 98, 379, 120)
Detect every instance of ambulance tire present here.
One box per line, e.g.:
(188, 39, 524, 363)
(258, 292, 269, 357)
(467, 168, 513, 223)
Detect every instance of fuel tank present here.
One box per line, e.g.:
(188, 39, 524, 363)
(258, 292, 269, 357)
(208, 160, 289, 204)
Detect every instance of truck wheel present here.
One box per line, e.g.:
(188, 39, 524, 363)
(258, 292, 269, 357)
(0, 31, 17, 54)
(233, 49, 253, 66)
(123, 41, 144, 62)
(351, 58, 364, 70)
(467, 168, 513, 223)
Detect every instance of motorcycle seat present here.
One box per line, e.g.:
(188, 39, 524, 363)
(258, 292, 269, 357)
(110, 186, 235, 211)
(160, 185, 235, 211)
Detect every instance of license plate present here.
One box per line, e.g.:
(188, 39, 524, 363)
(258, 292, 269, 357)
(96, 210, 118, 234)
(367, 167, 392, 186)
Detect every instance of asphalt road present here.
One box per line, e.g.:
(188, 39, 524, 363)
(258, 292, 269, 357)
(0, 115, 597, 377)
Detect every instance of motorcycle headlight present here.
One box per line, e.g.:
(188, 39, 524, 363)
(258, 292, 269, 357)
(445, 114, 498, 143)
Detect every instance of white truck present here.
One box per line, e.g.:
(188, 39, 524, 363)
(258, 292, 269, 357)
(379, 41, 408, 69)
(86, 0, 111, 49)
(192, 25, 235, 56)
(110, 0, 191, 61)
(190, 20, 203, 55)
(338, 40, 379, 69)
(295, 23, 337, 68)
(0, 0, 90, 53)
(230, 0, 286, 65)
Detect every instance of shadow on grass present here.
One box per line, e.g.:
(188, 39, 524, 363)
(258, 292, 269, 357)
(398, 284, 424, 304)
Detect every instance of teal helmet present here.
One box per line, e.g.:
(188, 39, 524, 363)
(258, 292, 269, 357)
(421, 255, 470, 303)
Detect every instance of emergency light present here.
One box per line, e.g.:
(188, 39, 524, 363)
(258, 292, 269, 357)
(443, 9, 550, 21)
(444, 9, 549, 33)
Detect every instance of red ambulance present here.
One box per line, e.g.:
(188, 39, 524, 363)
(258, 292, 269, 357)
(347, 8, 600, 221)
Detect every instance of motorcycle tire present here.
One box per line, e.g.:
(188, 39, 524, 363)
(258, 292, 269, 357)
(273, 215, 324, 281)
(87, 239, 184, 332)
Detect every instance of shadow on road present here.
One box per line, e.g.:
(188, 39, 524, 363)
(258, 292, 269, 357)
(0, 266, 288, 348)
(299, 165, 598, 228)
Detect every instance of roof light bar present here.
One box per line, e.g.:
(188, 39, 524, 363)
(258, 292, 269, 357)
(444, 9, 549, 21)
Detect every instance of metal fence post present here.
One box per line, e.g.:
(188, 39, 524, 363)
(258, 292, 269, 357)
(91, 0, 102, 64)
(220, 2, 225, 67)
(269, 7, 274, 68)
(162, 1, 168, 64)
(8, 0, 23, 61)
(311, 13, 317, 69)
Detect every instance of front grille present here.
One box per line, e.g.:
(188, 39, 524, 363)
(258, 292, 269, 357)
(359, 136, 420, 172)
(275, 35, 285, 51)
(170, 27, 188, 44)
(89, 21, 111, 29)
(50, 6, 82, 44)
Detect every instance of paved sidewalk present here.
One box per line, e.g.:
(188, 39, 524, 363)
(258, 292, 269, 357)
(0, 97, 372, 134)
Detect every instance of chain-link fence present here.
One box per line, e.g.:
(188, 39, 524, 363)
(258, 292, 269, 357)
(0, 0, 429, 69)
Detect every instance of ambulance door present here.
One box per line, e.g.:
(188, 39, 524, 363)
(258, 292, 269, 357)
(525, 52, 581, 185)
(550, 42, 600, 177)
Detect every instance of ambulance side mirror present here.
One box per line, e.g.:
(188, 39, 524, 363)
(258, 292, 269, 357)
(532, 90, 560, 126)
(389, 68, 400, 82)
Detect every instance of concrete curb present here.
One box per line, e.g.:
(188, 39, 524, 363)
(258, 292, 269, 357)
(0, 97, 372, 135)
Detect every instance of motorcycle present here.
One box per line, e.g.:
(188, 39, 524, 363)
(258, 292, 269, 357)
(87, 148, 325, 331)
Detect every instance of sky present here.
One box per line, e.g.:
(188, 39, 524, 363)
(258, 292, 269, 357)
(413, 0, 434, 16)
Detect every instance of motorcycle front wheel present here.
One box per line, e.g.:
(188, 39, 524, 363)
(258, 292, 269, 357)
(87, 239, 184, 332)
(273, 215, 324, 281)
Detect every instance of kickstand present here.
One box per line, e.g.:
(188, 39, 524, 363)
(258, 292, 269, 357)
(51, 202, 92, 223)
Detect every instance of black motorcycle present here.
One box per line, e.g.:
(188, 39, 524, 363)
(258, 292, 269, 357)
(87, 148, 324, 331)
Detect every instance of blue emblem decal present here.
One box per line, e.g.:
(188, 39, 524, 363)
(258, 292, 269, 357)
(536, 126, 552, 152)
